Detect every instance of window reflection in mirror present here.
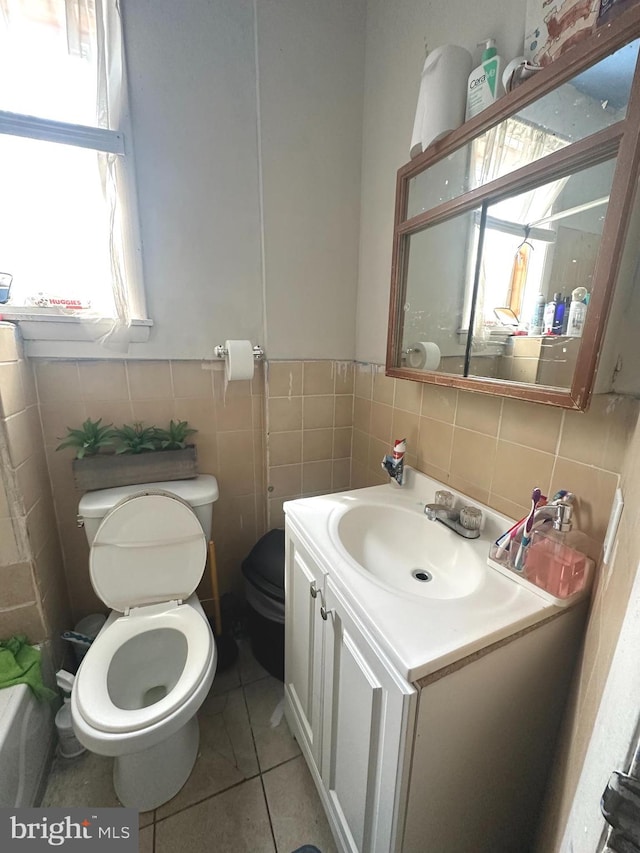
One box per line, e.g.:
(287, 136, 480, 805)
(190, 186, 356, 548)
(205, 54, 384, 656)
(400, 156, 616, 389)
(406, 39, 638, 219)
(468, 156, 615, 387)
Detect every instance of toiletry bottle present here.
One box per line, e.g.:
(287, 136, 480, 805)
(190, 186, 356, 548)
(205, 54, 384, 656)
(543, 293, 559, 334)
(567, 286, 588, 337)
(529, 292, 545, 335)
(560, 296, 571, 334)
(465, 39, 503, 120)
(552, 292, 566, 334)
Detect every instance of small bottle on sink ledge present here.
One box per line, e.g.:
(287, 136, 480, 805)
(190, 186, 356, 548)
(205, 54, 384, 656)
(381, 438, 407, 486)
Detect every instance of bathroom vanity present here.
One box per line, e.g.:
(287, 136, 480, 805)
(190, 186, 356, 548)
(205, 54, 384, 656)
(284, 470, 587, 853)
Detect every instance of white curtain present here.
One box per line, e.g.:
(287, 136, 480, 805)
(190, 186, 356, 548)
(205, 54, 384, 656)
(95, 0, 142, 350)
(0, 0, 142, 348)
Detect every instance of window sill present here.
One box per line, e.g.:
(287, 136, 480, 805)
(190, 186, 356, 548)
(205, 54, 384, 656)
(0, 309, 152, 358)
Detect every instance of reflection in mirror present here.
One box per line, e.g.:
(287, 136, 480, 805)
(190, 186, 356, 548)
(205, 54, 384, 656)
(468, 156, 615, 387)
(400, 156, 616, 389)
(401, 208, 480, 376)
(406, 39, 638, 219)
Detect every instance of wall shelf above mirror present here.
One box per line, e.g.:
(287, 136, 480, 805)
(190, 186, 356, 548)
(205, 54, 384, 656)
(386, 8, 640, 410)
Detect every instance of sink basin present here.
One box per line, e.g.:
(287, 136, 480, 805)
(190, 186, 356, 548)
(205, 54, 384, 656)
(334, 504, 486, 600)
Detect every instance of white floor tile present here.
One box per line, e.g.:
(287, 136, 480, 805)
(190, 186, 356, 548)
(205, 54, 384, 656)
(155, 778, 275, 853)
(42, 752, 154, 828)
(263, 756, 337, 853)
(156, 686, 259, 820)
(139, 825, 154, 852)
(244, 676, 300, 772)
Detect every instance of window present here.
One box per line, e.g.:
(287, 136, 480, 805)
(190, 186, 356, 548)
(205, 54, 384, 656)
(0, 0, 148, 345)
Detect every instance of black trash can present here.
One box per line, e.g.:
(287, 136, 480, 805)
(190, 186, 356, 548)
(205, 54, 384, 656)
(241, 529, 285, 681)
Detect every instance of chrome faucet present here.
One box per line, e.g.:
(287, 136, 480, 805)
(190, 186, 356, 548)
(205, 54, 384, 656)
(424, 500, 482, 539)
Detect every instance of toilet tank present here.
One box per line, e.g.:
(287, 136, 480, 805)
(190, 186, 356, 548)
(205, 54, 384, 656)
(78, 475, 219, 545)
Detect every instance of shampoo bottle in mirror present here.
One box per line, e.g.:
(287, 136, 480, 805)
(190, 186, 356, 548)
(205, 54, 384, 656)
(529, 293, 546, 335)
(466, 39, 503, 119)
(567, 287, 588, 337)
(543, 293, 561, 334)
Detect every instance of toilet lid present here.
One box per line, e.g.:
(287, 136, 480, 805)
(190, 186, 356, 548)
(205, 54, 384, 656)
(90, 492, 207, 612)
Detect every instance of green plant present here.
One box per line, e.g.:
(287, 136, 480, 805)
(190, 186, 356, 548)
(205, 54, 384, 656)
(56, 418, 115, 459)
(112, 422, 160, 454)
(155, 419, 197, 450)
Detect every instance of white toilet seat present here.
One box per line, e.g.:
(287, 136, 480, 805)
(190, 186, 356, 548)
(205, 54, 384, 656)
(75, 603, 212, 734)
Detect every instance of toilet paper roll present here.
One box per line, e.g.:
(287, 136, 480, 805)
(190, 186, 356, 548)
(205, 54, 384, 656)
(406, 342, 441, 371)
(410, 45, 473, 159)
(225, 340, 255, 381)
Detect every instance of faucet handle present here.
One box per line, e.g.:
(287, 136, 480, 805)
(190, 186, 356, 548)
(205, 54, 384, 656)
(435, 490, 455, 509)
(459, 505, 482, 532)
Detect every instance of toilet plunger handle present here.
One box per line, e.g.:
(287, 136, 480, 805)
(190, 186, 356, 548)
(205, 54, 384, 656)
(208, 539, 223, 638)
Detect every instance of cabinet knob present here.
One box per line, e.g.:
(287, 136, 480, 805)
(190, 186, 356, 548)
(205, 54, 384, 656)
(310, 582, 318, 599)
(320, 605, 333, 621)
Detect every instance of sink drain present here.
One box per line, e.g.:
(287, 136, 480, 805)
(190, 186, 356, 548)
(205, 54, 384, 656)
(412, 569, 433, 583)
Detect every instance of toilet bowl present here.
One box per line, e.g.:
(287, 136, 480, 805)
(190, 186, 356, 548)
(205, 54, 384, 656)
(72, 477, 219, 811)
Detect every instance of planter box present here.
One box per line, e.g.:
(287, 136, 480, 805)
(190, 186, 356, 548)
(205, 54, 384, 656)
(72, 446, 198, 492)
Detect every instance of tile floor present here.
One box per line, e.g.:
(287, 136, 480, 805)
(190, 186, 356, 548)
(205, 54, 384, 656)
(42, 641, 337, 853)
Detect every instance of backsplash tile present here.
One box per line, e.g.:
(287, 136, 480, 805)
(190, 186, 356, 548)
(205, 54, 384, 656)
(353, 362, 639, 560)
(34, 356, 267, 619)
(265, 361, 355, 525)
(455, 391, 501, 437)
(3, 321, 636, 643)
(500, 398, 563, 454)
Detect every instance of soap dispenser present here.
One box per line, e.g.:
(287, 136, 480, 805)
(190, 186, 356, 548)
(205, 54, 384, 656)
(55, 670, 85, 759)
(465, 39, 503, 120)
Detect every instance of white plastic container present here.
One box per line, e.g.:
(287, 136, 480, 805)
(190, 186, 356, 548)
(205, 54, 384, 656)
(55, 670, 85, 759)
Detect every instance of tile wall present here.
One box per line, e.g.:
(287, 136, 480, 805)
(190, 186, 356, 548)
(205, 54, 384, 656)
(265, 361, 354, 528)
(352, 363, 639, 559)
(537, 403, 640, 846)
(3, 339, 637, 636)
(36, 358, 268, 621)
(0, 323, 69, 663)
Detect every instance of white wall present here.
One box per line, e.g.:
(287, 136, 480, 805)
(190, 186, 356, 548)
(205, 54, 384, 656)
(258, 0, 366, 360)
(356, 0, 527, 364)
(123, 0, 263, 359)
(121, 0, 365, 361)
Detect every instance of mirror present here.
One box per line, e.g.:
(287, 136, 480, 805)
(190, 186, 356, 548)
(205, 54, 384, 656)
(388, 19, 640, 409)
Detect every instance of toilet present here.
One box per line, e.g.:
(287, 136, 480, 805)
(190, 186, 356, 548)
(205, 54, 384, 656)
(71, 475, 219, 811)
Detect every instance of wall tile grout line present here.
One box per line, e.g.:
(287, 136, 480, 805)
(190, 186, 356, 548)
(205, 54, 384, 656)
(486, 399, 504, 500)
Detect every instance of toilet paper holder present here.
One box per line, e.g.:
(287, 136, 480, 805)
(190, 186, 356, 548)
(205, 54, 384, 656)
(214, 344, 265, 361)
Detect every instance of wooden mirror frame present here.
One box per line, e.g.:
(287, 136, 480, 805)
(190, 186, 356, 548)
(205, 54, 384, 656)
(386, 6, 640, 410)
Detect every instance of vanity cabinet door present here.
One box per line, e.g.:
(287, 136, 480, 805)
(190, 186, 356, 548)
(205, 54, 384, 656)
(284, 528, 326, 768)
(321, 578, 415, 853)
